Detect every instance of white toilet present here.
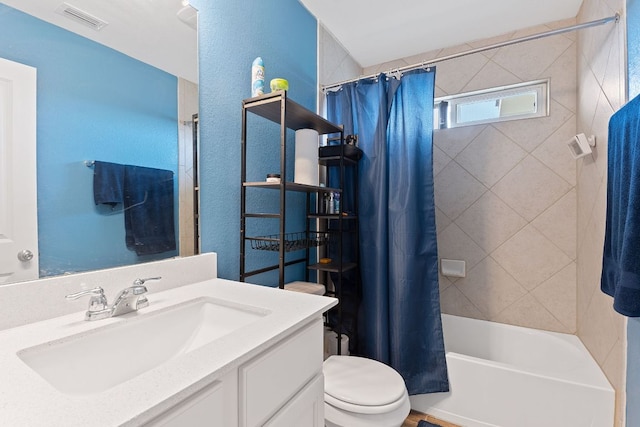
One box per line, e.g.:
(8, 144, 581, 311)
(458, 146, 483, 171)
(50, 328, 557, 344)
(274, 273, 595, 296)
(323, 355, 411, 427)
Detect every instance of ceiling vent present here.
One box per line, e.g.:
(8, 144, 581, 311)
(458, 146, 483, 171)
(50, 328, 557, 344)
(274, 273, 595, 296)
(55, 3, 108, 31)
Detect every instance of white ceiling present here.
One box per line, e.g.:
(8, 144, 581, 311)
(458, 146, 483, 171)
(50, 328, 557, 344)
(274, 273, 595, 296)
(1, 0, 198, 83)
(4, 1, 586, 84)
(299, 0, 584, 68)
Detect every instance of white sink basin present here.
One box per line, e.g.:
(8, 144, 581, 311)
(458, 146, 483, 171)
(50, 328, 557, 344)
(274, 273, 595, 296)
(17, 297, 269, 396)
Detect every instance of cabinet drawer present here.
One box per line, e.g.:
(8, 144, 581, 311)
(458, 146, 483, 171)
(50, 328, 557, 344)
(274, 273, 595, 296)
(239, 318, 323, 427)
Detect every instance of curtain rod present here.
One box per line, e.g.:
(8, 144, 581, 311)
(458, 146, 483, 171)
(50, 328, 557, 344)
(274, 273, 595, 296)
(322, 12, 620, 92)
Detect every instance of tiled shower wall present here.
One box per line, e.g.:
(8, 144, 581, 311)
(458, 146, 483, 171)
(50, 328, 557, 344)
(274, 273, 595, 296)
(318, 25, 362, 109)
(576, 0, 627, 425)
(364, 20, 579, 334)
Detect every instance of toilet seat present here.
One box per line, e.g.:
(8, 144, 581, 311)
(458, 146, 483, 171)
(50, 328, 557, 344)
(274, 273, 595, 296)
(323, 356, 408, 415)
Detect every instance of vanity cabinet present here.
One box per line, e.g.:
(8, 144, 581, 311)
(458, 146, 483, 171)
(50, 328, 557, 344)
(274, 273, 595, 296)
(146, 318, 324, 427)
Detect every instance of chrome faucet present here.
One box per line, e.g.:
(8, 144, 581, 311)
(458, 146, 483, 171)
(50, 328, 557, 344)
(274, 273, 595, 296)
(66, 277, 161, 321)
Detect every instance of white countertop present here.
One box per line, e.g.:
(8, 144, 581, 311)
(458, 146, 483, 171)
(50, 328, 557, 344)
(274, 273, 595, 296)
(0, 278, 337, 426)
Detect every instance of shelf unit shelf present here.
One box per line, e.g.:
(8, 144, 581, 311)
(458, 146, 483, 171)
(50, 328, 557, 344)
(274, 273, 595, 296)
(243, 181, 341, 193)
(307, 262, 357, 274)
(243, 90, 342, 134)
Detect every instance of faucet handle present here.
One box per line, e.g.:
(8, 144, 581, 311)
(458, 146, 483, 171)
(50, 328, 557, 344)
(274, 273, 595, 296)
(66, 287, 107, 306)
(65, 287, 111, 321)
(130, 277, 159, 310)
(133, 277, 162, 287)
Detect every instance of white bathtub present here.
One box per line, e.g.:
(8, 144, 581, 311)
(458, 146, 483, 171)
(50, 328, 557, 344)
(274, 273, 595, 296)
(410, 314, 615, 427)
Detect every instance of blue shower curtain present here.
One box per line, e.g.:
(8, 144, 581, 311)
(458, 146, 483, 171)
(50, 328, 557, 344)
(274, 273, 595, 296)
(326, 68, 449, 394)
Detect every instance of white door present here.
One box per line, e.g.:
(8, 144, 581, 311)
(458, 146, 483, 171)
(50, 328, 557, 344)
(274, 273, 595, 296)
(0, 57, 38, 284)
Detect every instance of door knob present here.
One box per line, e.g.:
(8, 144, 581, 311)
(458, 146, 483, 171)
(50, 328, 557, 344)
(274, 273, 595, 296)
(17, 250, 34, 262)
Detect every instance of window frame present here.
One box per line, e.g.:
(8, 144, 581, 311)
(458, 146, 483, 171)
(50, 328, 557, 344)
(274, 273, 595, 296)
(434, 79, 550, 129)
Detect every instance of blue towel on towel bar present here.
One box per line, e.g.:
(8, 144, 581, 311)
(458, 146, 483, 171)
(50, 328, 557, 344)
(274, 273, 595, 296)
(93, 161, 176, 256)
(602, 94, 640, 317)
(93, 161, 125, 207)
(123, 165, 176, 256)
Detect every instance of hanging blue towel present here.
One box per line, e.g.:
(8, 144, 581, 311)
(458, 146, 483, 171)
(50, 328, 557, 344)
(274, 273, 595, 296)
(602, 94, 640, 317)
(123, 165, 176, 256)
(93, 161, 125, 207)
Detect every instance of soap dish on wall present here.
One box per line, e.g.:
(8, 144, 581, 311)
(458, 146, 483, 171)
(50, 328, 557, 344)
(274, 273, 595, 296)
(440, 259, 466, 278)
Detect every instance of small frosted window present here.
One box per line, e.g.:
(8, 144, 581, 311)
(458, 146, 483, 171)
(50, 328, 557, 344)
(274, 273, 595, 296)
(434, 80, 548, 129)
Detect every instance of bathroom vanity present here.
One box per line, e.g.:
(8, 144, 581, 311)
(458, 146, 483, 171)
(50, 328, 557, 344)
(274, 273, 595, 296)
(0, 254, 337, 426)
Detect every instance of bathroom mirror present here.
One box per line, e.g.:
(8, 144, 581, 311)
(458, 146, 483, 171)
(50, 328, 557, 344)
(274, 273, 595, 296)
(0, 0, 199, 284)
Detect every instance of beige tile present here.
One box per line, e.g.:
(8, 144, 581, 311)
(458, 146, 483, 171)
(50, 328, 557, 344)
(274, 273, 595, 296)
(362, 58, 409, 76)
(576, 53, 601, 135)
(435, 53, 489, 95)
(545, 41, 578, 113)
(576, 155, 602, 240)
(492, 156, 572, 222)
(494, 294, 566, 332)
(461, 60, 521, 93)
(320, 28, 363, 84)
(590, 178, 608, 245)
(532, 189, 577, 260)
(467, 31, 516, 59)
(433, 125, 486, 158)
(400, 49, 442, 69)
(492, 224, 572, 290)
(531, 262, 577, 332)
(603, 0, 624, 13)
(432, 145, 451, 177)
(455, 191, 527, 253)
(546, 18, 578, 40)
(578, 291, 621, 365)
(434, 84, 448, 98)
(576, 218, 606, 326)
(590, 24, 617, 87)
(437, 223, 488, 271)
(438, 274, 453, 293)
(434, 162, 487, 220)
(532, 116, 577, 186)
(591, 91, 615, 181)
(455, 126, 527, 187)
(602, 337, 625, 392)
(435, 206, 452, 234)
(439, 285, 485, 320)
(601, 25, 624, 112)
(455, 257, 527, 318)
(492, 30, 573, 81)
(494, 100, 574, 153)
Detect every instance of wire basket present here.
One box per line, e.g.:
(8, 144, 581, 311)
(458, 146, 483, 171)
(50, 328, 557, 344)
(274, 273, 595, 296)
(248, 231, 329, 252)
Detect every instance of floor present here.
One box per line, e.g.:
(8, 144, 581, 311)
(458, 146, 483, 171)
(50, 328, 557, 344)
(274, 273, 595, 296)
(402, 410, 462, 427)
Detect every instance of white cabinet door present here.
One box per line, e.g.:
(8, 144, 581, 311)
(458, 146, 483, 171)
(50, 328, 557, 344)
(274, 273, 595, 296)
(239, 319, 323, 427)
(264, 374, 324, 427)
(145, 370, 238, 427)
(0, 57, 38, 284)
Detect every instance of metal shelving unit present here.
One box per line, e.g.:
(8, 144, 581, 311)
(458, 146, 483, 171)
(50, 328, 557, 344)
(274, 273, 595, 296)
(240, 90, 359, 355)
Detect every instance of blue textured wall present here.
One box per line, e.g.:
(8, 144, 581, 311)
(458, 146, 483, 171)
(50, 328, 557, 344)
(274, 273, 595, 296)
(628, 1, 640, 425)
(190, 0, 317, 283)
(0, 4, 178, 276)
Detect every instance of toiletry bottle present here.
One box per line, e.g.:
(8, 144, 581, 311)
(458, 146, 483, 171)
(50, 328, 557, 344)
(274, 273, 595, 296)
(251, 57, 265, 97)
(334, 192, 340, 214)
(328, 193, 335, 214)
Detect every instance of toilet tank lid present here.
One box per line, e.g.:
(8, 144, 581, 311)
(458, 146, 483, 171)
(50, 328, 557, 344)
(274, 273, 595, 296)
(323, 356, 407, 407)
